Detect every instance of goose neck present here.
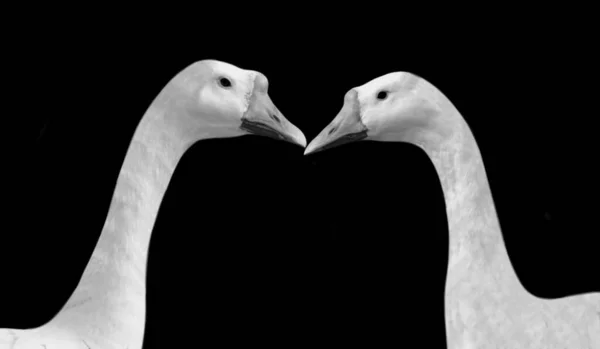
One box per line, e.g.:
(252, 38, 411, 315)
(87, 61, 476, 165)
(51, 104, 192, 348)
(422, 117, 504, 277)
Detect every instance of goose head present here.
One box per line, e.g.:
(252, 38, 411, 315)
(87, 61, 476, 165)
(304, 72, 450, 154)
(165, 59, 306, 147)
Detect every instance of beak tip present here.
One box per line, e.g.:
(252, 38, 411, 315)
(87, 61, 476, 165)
(298, 135, 307, 148)
(287, 134, 306, 148)
(288, 126, 306, 148)
(304, 143, 315, 155)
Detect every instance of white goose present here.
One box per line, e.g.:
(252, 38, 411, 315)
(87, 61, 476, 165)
(0, 60, 306, 349)
(304, 73, 600, 348)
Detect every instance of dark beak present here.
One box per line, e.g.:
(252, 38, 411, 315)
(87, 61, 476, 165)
(305, 89, 368, 155)
(240, 116, 306, 147)
(240, 75, 306, 147)
(305, 130, 368, 155)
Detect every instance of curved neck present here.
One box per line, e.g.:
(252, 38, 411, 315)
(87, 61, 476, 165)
(51, 100, 195, 348)
(416, 110, 507, 287)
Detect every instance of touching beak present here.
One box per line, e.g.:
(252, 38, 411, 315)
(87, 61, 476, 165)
(304, 89, 368, 155)
(240, 88, 306, 148)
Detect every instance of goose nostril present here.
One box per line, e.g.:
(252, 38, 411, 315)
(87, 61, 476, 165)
(328, 126, 337, 135)
(270, 113, 281, 123)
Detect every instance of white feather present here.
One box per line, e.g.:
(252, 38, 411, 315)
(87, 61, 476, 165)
(307, 72, 600, 347)
(0, 59, 303, 349)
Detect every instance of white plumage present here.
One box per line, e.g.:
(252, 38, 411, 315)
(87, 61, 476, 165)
(0, 60, 306, 349)
(305, 72, 600, 348)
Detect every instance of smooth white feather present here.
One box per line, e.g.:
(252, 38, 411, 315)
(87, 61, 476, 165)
(0, 60, 305, 349)
(305, 72, 600, 348)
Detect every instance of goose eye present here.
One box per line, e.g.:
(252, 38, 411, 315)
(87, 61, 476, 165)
(376, 91, 388, 100)
(218, 77, 232, 88)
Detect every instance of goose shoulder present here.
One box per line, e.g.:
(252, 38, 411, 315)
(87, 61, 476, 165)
(1, 327, 94, 349)
(0, 329, 18, 348)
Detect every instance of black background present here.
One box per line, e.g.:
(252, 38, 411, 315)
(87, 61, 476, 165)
(3, 20, 598, 348)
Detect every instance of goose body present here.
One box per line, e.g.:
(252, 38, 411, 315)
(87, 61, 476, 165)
(1, 60, 305, 349)
(305, 72, 600, 348)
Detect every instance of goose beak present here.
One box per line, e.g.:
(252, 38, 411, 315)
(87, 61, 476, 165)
(304, 89, 368, 155)
(240, 91, 306, 148)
